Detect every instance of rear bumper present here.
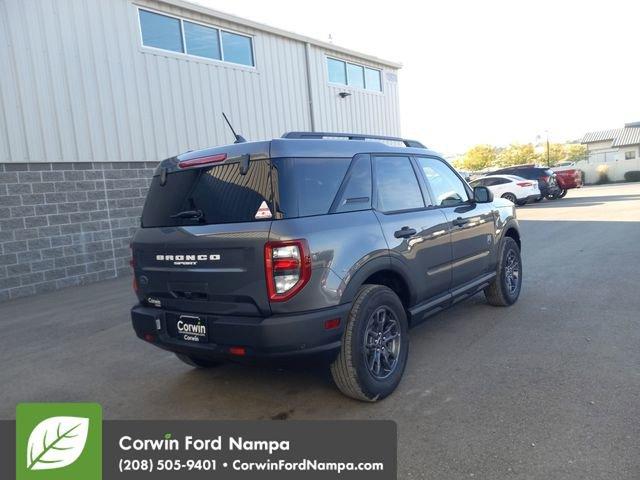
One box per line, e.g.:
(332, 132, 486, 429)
(522, 194, 540, 203)
(131, 303, 351, 360)
(539, 184, 561, 196)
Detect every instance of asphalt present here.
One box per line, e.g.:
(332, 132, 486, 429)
(1, 182, 639, 479)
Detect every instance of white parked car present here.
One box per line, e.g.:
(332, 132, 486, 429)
(469, 175, 540, 205)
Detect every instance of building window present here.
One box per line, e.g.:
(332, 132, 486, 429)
(327, 58, 347, 84)
(625, 151, 637, 160)
(221, 31, 254, 66)
(139, 10, 183, 53)
(346, 63, 365, 89)
(364, 67, 381, 91)
(184, 21, 221, 60)
(326, 57, 382, 91)
(138, 8, 255, 67)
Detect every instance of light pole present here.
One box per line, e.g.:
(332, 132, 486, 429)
(546, 131, 550, 167)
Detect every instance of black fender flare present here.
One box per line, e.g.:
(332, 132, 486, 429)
(339, 255, 417, 306)
(499, 218, 521, 250)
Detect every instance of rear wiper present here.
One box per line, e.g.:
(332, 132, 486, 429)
(170, 209, 203, 220)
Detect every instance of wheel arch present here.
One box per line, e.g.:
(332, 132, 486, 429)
(340, 257, 416, 310)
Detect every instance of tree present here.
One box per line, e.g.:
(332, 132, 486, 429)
(496, 143, 542, 167)
(563, 143, 587, 163)
(457, 144, 498, 171)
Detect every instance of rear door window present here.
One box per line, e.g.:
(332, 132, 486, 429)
(373, 156, 425, 212)
(333, 155, 372, 213)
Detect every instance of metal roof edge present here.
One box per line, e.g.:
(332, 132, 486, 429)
(154, 0, 403, 69)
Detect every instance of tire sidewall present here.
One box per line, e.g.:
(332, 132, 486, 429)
(499, 237, 522, 304)
(350, 287, 409, 400)
(502, 193, 517, 203)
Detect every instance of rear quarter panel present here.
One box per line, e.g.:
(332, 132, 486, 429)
(268, 210, 388, 314)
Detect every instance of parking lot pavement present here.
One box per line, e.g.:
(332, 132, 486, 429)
(1, 182, 639, 478)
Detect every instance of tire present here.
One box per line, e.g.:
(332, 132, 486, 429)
(501, 192, 517, 204)
(558, 189, 568, 198)
(533, 197, 543, 202)
(330, 285, 409, 402)
(516, 200, 527, 206)
(175, 353, 225, 368)
(484, 236, 522, 306)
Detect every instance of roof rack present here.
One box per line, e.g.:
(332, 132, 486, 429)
(282, 131, 426, 149)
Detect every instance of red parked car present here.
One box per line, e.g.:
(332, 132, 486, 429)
(551, 162, 583, 198)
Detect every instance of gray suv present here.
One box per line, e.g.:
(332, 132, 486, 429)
(131, 132, 522, 401)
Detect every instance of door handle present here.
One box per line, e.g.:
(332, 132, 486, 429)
(452, 217, 469, 227)
(394, 226, 417, 238)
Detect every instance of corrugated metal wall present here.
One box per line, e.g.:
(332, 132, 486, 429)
(0, 0, 400, 164)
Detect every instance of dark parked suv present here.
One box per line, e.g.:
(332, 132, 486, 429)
(131, 132, 523, 401)
(490, 165, 561, 200)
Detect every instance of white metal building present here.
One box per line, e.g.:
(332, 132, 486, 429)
(0, 0, 402, 164)
(0, 0, 402, 300)
(580, 123, 640, 183)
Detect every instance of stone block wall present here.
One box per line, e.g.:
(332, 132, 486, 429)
(0, 162, 158, 301)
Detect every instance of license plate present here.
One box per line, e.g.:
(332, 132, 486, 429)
(170, 314, 209, 343)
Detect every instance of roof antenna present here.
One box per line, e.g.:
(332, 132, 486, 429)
(222, 112, 246, 144)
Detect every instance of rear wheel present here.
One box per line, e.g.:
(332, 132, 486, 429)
(558, 188, 568, 198)
(484, 236, 522, 306)
(330, 285, 409, 402)
(501, 192, 517, 203)
(175, 353, 224, 368)
(533, 197, 543, 202)
(516, 199, 527, 206)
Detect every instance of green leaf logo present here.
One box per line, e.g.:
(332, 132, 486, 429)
(26, 416, 89, 471)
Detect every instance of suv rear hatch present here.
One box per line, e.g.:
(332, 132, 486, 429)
(133, 149, 274, 317)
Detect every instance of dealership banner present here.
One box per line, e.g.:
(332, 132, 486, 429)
(1, 405, 396, 479)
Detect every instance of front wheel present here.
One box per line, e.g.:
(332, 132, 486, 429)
(484, 236, 522, 306)
(501, 192, 517, 204)
(330, 285, 409, 402)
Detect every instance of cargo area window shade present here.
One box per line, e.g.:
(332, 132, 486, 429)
(138, 8, 254, 67)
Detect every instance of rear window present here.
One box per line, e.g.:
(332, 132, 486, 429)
(141, 160, 273, 227)
(141, 157, 353, 227)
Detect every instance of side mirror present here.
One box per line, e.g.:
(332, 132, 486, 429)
(473, 186, 493, 203)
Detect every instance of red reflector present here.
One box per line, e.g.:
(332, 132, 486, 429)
(133, 276, 139, 293)
(229, 346, 246, 356)
(143, 333, 156, 342)
(273, 258, 300, 270)
(178, 153, 227, 168)
(324, 318, 341, 330)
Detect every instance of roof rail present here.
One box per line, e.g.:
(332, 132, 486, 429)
(282, 131, 426, 149)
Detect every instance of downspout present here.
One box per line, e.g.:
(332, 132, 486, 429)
(304, 42, 316, 132)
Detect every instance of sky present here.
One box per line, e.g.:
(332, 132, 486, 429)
(196, 0, 640, 155)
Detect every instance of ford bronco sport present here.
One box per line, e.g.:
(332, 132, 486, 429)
(131, 132, 523, 401)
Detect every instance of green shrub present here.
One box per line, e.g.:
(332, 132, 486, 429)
(624, 171, 640, 182)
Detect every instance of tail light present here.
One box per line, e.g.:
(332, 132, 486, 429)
(516, 182, 532, 187)
(178, 153, 226, 169)
(264, 239, 312, 302)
